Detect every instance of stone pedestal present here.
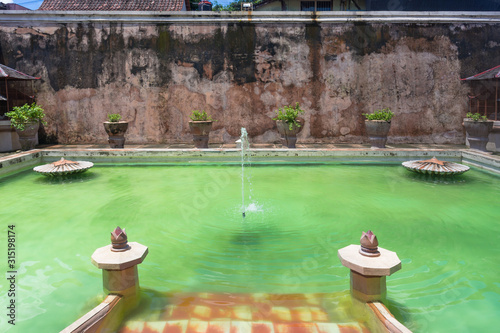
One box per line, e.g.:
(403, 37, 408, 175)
(350, 271, 387, 302)
(102, 266, 139, 297)
(338, 244, 401, 302)
(91, 242, 148, 299)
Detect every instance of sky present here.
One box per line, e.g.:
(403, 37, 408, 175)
(4, 0, 44, 10)
(4, 0, 236, 10)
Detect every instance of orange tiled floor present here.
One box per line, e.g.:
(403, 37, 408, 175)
(118, 293, 371, 333)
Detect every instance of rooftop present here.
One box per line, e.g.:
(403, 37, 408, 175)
(38, 0, 190, 11)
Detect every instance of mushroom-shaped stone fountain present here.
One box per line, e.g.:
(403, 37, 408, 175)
(402, 157, 469, 176)
(33, 158, 93, 176)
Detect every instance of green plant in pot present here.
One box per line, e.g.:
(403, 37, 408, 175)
(463, 112, 493, 152)
(103, 113, 129, 148)
(189, 110, 215, 149)
(273, 102, 305, 148)
(5, 103, 46, 151)
(363, 108, 394, 148)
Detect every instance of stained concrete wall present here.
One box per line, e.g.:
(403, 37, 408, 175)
(0, 12, 499, 145)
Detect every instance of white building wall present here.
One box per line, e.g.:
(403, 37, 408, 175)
(256, 0, 366, 11)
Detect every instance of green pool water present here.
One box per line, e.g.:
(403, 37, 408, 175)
(0, 163, 499, 332)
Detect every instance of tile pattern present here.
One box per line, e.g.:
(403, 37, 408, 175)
(118, 293, 371, 333)
(120, 321, 369, 333)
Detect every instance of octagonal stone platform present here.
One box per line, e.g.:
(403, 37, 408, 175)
(91, 242, 148, 270)
(338, 244, 401, 276)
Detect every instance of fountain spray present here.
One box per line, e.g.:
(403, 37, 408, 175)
(240, 128, 249, 218)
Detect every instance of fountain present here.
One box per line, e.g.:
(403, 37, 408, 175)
(402, 156, 470, 175)
(240, 127, 250, 218)
(239, 128, 262, 219)
(33, 157, 94, 176)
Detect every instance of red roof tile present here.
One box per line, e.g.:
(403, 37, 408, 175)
(38, 0, 190, 11)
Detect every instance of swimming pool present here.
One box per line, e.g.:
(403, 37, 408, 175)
(0, 162, 499, 332)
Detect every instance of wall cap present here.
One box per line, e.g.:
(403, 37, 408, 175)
(1, 10, 500, 24)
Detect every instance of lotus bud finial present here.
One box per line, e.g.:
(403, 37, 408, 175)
(110, 226, 130, 252)
(359, 230, 380, 257)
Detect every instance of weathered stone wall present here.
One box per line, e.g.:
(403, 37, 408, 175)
(1, 13, 499, 145)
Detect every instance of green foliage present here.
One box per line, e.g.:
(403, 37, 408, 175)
(211, 1, 228, 11)
(212, 0, 264, 11)
(363, 108, 394, 122)
(107, 114, 122, 122)
(5, 103, 46, 131)
(466, 112, 488, 121)
(273, 102, 305, 130)
(190, 110, 214, 122)
(189, 0, 198, 11)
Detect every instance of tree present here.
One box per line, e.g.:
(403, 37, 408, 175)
(212, 0, 266, 11)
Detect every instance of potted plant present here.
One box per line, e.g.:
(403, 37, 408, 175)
(463, 112, 493, 152)
(5, 102, 46, 151)
(363, 108, 394, 148)
(273, 102, 305, 148)
(103, 113, 128, 148)
(189, 110, 215, 148)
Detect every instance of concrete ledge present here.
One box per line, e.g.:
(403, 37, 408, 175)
(0, 147, 498, 176)
(60, 294, 122, 333)
(1, 11, 500, 24)
(38, 147, 464, 165)
(0, 150, 42, 177)
(461, 150, 500, 174)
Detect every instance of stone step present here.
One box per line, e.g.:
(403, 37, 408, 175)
(161, 304, 330, 323)
(119, 320, 369, 333)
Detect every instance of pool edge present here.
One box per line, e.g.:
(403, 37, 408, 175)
(1, 148, 498, 176)
(367, 302, 413, 333)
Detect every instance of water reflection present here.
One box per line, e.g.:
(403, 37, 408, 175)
(403, 171, 467, 185)
(34, 171, 99, 185)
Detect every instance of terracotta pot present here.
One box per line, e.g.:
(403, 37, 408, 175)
(365, 120, 391, 148)
(16, 120, 39, 151)
(103, 121, 128, 148)
(189, 121, 213, 148)
(276, 119, 303, 148)
(464, 119, 494, 152)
